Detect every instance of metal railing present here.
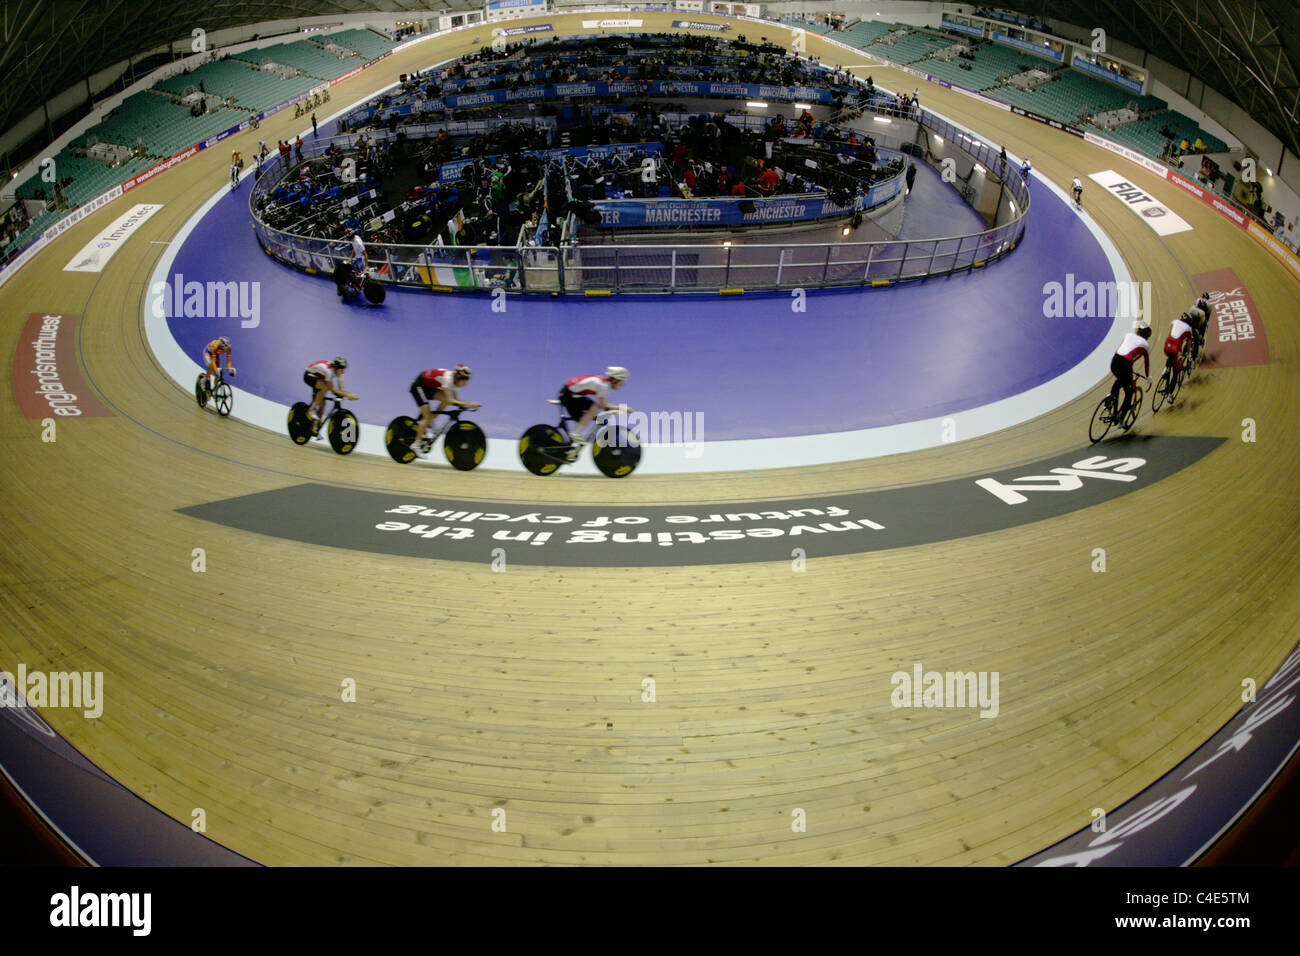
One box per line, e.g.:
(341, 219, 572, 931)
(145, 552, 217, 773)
(249, 109, 1030, 294)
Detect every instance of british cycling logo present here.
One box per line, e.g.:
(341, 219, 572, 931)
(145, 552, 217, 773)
(50, 887, 151, 936)
(0, 665, 104, 719)
(148, 272, 261, 328)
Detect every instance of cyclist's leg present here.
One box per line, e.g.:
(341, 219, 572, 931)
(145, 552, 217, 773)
(1108, 355, 1127, 414)
(570, 401, 598, 442)
(306, 373, 327, 419)
(410, 382, 433, 441)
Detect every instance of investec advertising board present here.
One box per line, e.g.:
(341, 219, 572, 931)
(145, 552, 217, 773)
(62, 203, 163, 273)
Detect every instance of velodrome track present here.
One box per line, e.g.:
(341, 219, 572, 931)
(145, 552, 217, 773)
(1, 13, 1298, 864)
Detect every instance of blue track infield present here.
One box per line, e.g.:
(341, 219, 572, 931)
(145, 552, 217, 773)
(161, 176, 1113, 445)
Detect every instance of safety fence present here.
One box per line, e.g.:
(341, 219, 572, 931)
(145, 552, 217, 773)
(250, 107, 1030, 294)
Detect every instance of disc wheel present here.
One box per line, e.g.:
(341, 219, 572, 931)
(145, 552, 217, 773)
(328, 408, 359, 454)
(287, 402, 313, 445)
(386, 416, 418, 464)
(592, 424, 642, 478)
(519, 424, 566, 476)
(444, 420, 486, 471)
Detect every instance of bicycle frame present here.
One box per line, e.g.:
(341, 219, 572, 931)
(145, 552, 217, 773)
(416, 405, 468, 445)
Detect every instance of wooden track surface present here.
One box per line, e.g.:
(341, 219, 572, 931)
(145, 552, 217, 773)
(1, 16, 1298, 864)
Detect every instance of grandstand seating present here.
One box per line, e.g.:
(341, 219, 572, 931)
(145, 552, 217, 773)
(839, 19, 899, 48)
(155, 58, 319, 110)
(986, 69, 1165, 124)
(14, 151, 152, 207)
(1083, 108, 1228, 157)
(870, 30, 951, 64)
(922, 41, 1057, 90)
(72, 90, 249, 157)
(234, 40, 359, 80)
(327, 28, 401, 60)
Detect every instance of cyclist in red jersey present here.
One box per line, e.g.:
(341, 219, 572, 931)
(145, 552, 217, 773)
(304, 355, 354, 432)
(1109, 324, 1151, 418)
(202, 336, 236, 392)
(410, 364, 477, 457)
(1164, 313, 1195, 376)
(558, 366, 628, 459)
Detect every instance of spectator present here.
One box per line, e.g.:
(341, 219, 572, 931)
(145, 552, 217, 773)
(312, 113, 319, 137)
(757, 166, 779, 194)
(905, 163, 917, 196)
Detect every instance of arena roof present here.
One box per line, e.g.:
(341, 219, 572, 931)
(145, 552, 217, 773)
(0, 1, 1295, 157)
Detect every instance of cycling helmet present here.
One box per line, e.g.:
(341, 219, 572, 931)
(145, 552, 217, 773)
(331, 355, 348, 370)
(1137, 324, 1152, 339)
(454, 363, 471, 380)
(218, 336, 231, 349)
(605, 366, 629, 382)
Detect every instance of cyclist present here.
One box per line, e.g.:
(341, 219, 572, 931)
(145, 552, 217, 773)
(304, 356, 354, 436)
(559, 366, 629, 460)
(1163, 312, 1195, 386)
(1071, 176, 1083, 205)
(409, 364, 478, 457)
(202, 336, 236, 392)
(1109, 324, 1151, 420)
(347, 226, 368, 274)
(1186, 291, 1211, 361)
(229, 160, 240, 189)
